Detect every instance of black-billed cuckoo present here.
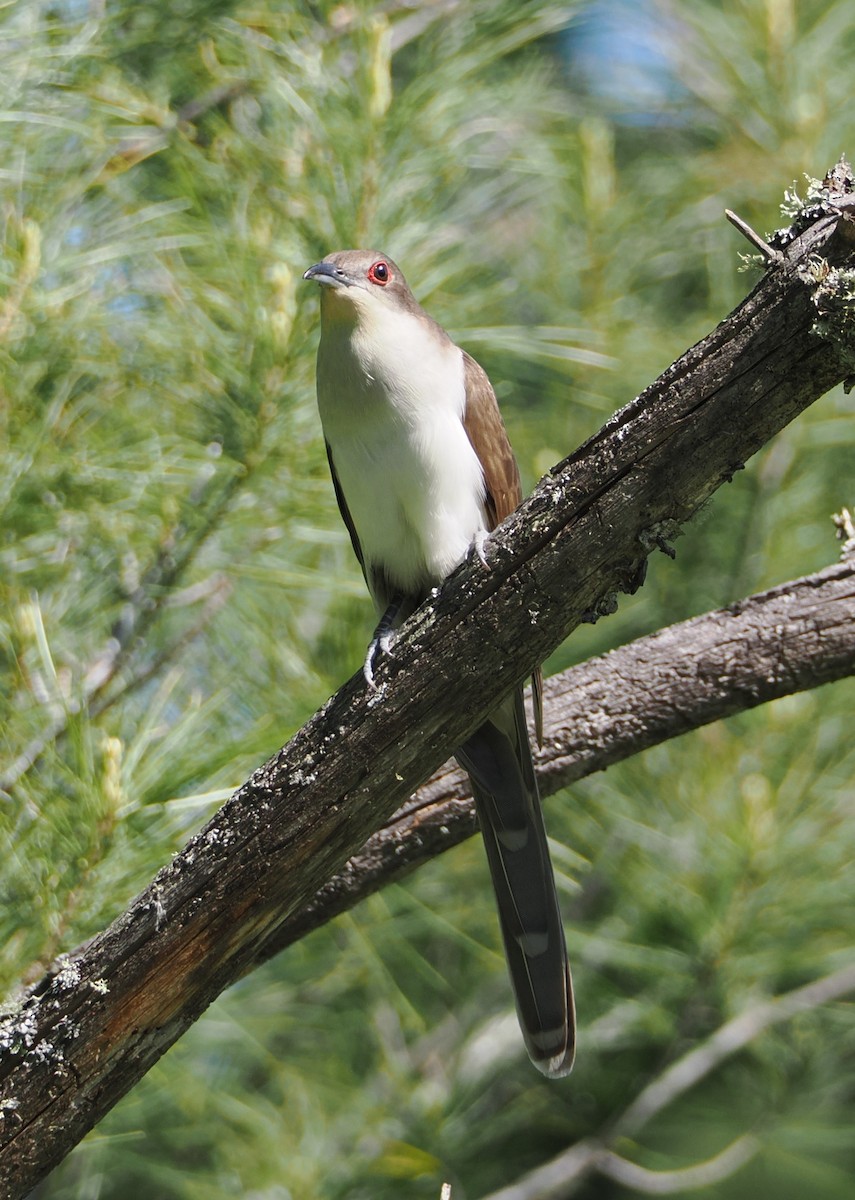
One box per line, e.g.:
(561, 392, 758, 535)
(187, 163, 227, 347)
(303, 250, 575, 1077)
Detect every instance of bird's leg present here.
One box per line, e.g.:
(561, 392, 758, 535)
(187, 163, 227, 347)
(363, 597, 404, 689)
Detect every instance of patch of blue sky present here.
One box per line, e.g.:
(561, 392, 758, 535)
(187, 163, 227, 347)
(561, 0, 690, 124)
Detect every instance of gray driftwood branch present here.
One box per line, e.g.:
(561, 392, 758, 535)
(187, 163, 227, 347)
(481, 962, 855, 1200)
(1, 168, 854, 1197)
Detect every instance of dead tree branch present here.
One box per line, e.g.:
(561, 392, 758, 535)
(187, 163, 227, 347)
(481, 963, 855, 1200)
(259, 547, 855, 960)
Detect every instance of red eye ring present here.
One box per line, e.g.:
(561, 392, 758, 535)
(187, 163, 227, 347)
(367, 260, 390, 285)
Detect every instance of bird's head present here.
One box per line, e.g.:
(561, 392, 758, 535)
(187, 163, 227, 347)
(303, 250, 419, 326)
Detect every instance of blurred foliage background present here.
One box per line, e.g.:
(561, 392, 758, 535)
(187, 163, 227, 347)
(1, 0, 854, 1197)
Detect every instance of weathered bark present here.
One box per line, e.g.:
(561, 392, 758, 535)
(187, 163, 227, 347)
(1, 179, 854, 1198)
(259, 549, 855, 958)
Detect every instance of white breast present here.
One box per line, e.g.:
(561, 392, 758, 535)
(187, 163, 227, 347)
(317, 299, 487, 608)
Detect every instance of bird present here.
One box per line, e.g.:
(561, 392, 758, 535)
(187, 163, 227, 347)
(303, 249, 575, 1077)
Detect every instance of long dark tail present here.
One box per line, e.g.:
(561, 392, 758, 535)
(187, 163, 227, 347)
(456, 690, 575, 1078)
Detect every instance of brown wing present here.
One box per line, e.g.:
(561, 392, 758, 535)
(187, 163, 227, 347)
(461, 351, 521, 530)
(461, 351, 543, 744)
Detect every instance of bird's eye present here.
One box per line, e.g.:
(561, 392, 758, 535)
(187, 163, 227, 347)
(367, 260, 390, 285)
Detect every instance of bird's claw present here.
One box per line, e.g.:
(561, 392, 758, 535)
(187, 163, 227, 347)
(363, 629, 395, 690)
(472, 528, 490, 569)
